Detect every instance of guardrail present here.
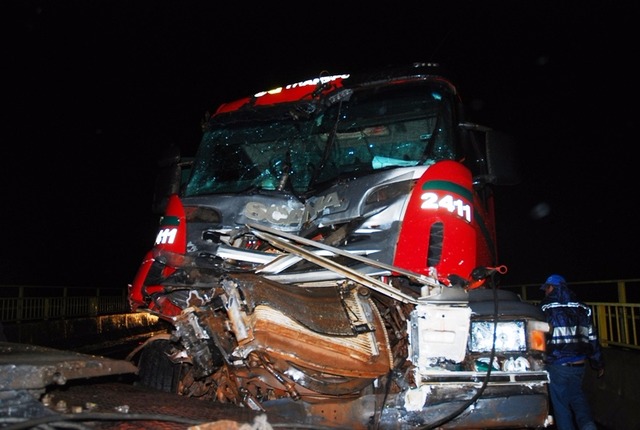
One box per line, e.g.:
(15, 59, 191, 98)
(592, 302, 639, 349)
(502, 278, 640, 351)
(0, 285, 129, 322)
(1, 281, 639, 350)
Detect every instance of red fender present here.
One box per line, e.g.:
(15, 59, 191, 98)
(393, 161, 495, 283)
(128, 194, 187, 315)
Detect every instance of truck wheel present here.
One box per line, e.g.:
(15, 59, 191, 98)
(136, 339, 183, 393)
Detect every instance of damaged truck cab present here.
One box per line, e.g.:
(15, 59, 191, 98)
(128, 62, 551, 429)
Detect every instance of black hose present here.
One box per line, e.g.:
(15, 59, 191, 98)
(416, 272, 500, 429)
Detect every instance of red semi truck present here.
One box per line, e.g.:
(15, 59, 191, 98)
(128, 62, 552, 429)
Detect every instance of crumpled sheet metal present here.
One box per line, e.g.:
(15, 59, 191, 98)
(0, 341, 138, 391)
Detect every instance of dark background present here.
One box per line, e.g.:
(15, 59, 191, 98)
(2, 2, 637, 290)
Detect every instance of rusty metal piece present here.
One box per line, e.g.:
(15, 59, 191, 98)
(254, 352, 300, 400)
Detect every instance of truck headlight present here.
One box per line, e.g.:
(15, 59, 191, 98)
(469, 320, 526, 352)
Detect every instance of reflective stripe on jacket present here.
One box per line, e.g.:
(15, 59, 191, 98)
(540, 283, 604, 369)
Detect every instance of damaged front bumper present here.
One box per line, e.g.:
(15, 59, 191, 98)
(260, 370, 550, 429)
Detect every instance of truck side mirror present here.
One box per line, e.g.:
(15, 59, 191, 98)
(485, 131, 521, 186)
(152, 146, 188, 214)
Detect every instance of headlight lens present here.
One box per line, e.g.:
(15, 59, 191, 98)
(469, 320, 526, 352)
(364, 180, 413, 206)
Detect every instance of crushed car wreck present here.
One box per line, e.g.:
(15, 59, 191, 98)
(127, 62, 552, 429)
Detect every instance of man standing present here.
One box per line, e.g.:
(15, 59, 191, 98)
(540, 274, 605, 430)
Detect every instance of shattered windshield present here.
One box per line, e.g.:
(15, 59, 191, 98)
(184, 82, 456, 197)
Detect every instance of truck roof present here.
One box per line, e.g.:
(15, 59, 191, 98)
(215, 62, 456, 115)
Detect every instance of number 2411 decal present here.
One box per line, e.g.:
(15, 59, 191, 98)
(420, 192, 472, 223)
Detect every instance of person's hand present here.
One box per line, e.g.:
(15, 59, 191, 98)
(597, 368, 605, 378)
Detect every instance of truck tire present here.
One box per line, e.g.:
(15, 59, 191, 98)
(136, 339, 183, 393)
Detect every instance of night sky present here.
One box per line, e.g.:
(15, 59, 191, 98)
(3, 2, 637, 289)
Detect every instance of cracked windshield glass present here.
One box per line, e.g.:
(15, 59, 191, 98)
(185, 83, 455, 197)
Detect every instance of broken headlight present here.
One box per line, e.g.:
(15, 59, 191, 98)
(469, 319, 548, 353)
(469, 320, 526, 353)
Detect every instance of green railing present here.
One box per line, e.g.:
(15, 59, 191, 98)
(1, 280, 639, 350)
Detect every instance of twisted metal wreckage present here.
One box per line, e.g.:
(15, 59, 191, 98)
(121, 63, 552, 429)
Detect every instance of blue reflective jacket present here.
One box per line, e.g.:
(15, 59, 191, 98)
(540, 283, 605, 369)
